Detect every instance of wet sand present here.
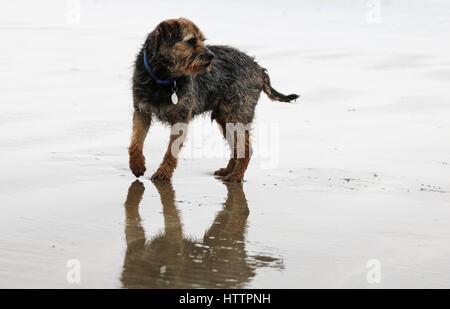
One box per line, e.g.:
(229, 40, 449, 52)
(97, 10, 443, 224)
(1, 0, 450, 288)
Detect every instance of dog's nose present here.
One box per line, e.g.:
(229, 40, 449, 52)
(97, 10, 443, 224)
(204, 50, 214, 61)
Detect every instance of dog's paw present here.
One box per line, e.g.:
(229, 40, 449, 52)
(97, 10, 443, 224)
(151, 168, 172, 182)
(214, 167, 230, 177)
(129, 156, 146, 178)
(222, 173, 244, 183)
(131, 165, 146, 177)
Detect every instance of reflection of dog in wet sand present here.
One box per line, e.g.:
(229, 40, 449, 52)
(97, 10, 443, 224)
(121, 180, 283, 288)
(128, 18, 299, 182)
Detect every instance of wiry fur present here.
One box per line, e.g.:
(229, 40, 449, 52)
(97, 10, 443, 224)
(129, 18, 299, 182)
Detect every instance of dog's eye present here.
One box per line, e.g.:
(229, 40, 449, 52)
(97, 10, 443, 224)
(186, 37, 197, 47)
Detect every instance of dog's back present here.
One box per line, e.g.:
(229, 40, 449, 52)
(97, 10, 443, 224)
(193, 45, 265, 113)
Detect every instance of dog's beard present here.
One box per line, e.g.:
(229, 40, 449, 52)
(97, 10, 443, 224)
(184, 56, 211, 75)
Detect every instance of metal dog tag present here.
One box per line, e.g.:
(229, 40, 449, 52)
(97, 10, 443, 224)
(171, 80, 178, 104)
(171, 92, 178, 104)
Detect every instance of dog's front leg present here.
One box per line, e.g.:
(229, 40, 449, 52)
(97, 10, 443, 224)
(151, 122, 188, 181)
(129, 111, 151, 177)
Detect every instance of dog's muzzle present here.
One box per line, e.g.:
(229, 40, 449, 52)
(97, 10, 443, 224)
(201, 49, 215, 66)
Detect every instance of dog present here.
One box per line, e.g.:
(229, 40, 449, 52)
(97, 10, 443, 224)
(129, 18, 298, 182)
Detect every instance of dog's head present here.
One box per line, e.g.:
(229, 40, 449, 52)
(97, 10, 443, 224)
(148, 18, 214, 76)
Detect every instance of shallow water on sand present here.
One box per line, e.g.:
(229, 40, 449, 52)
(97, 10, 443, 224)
(1, 175, 288, 289)
(121, 180, 282, 289)
(1, 168, 450, 288)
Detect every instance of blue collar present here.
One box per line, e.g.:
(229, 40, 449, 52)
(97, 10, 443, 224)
(143, 50, 174, 85)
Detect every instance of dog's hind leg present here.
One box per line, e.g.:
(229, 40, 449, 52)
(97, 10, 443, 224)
(222, 129, 252, 183)
(129, 112, 151, 177)
(214, 119, 237, 176)
(151, 123, 188, 182)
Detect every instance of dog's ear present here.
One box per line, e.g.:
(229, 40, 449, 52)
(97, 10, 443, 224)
(154, 20, 182, 49)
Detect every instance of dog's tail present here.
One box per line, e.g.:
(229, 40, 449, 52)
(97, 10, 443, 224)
(262, 69, 299, 103)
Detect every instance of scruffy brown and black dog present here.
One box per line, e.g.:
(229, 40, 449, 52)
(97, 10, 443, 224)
(129, 18, 298, 182)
